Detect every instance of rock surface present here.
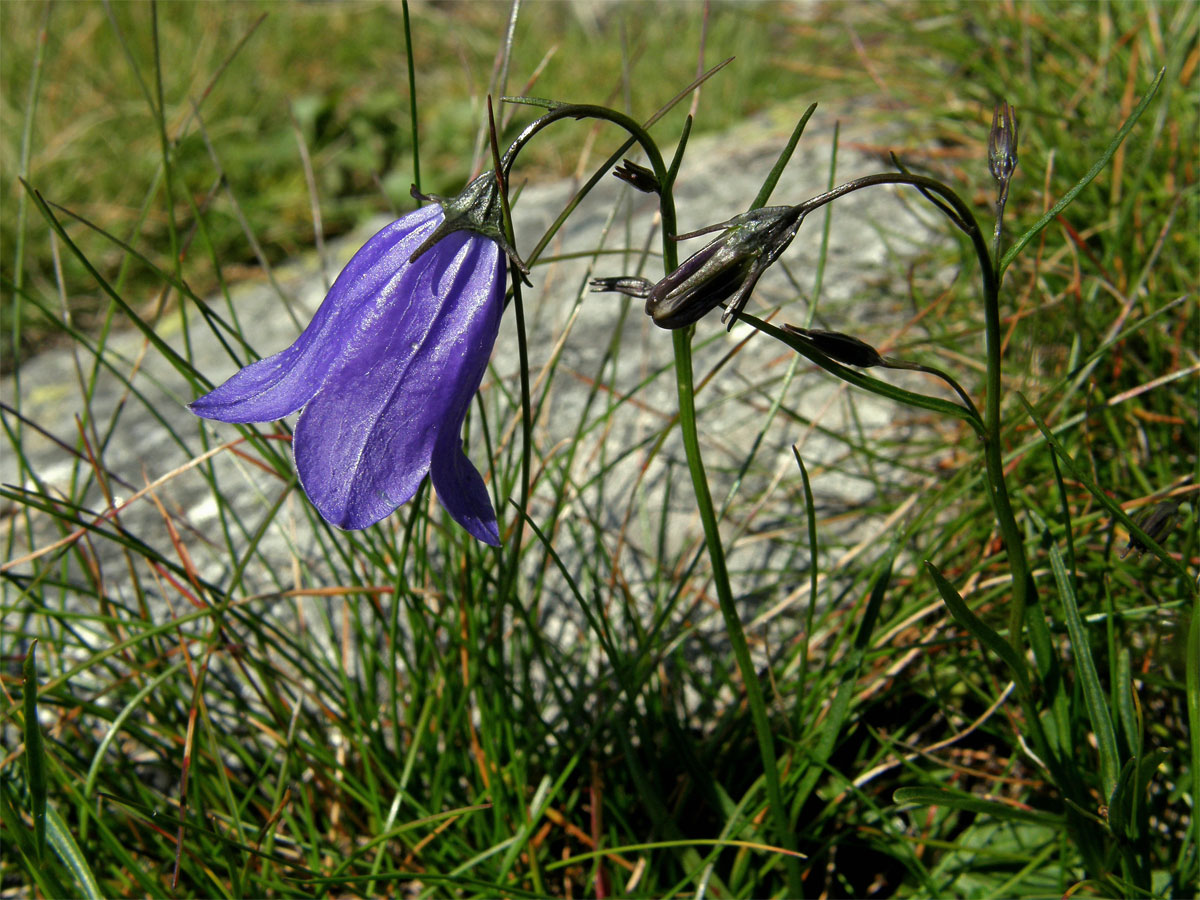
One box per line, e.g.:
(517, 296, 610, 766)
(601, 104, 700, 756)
(3, 106, 963, 653)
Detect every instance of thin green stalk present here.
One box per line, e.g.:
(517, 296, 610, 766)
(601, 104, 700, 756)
(149, 2, 181, 283)
(793, 450, 819, 702)
(1186, 605, 1200, 882)
(486, 98, 533, 603)
(792, 171, 1032, 656)
(501, 93, 802, 888)
(658, 161, 802, 891)
(7, 0, 51, 564)
(669, 329, 802, 891)
(401, 0, 420, 197)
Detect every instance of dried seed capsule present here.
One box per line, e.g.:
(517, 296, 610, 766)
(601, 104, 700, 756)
(613, 159, 661, 194)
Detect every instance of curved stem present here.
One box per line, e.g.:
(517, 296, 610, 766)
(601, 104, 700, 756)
(797, 173, 1032, 652)
(882, 359, 983, 427)
(499, 101, 678, 266)
(503, 100, 801, 888)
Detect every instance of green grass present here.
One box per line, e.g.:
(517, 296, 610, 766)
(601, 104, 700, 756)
(0, 0, 825, 369)
(3, 1, 1198, 897)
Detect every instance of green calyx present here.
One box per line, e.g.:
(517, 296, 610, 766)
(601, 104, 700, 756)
(408, 172, 529, 277)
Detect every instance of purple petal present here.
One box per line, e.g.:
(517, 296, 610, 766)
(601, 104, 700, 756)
(428, 353, 502, 546)
(430, 436, 501, 546)
(291, 230, 505, 531)
(189, 204, 443, 423)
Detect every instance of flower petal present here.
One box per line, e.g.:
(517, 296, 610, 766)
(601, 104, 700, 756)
(291, 230, 505, 530)
(430, 433, 501, 546)
(427, 321, 503, 545)
(189, 205, 443, 423)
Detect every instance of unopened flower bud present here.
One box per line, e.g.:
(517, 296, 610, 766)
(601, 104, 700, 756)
(614, 159, 660, 194)
(1120, 500, 1180, 559)
(988, 100, 1019, 187)
(782, 325, 886, 368)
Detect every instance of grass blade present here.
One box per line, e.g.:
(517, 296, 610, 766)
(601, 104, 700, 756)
(893, 786, 1063, 827)
(792, 555, 893, 816)
(742, 312, 985, 435)
(924, 561, 1030, 696)
(22, 640, 47, 862)
(0, 782, 69, 898)
(1187, 605, 1200, 879)
(45, 804, 103, 900)
(1016, 393, 1193, 585)
(750, 101, 818, 210)
(1047, 538, 1119, 800)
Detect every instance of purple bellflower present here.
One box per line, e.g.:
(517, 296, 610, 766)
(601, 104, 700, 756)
(190, 174, 518, 545)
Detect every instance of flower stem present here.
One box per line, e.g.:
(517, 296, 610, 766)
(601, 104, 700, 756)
(670, 328, 803, 892)
(654, 152, 805, 897)
(401, 0, 421, 197)
(506, 99, 803, 889)
(795, 173, 1033, 657)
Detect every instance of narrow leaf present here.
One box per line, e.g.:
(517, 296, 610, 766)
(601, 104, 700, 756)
(751, 102, 818, 210)
(894, 786, 1063, 826)
(1106, 758, 1136, 839)
(925, 561, 1030, 695)
(1188, 606, 1200, 870)
(1017, 392, 1191, 584)
(19, 183, 199, 383)
(22, 640, 46, 862)
(745, 312, 984, 435)
(46, 803, 103, 900)
(1114, 647, 1140, 759)
(1049, 538, 1120, 799)
(0, 782, 69, 898)
(793, 554, 894, 813)
(1131, 748, 1171, 842)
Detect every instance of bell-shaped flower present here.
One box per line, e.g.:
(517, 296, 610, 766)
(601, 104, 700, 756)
(190, 174, 514, 545)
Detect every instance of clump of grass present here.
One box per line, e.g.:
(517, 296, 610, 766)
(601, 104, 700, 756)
(3, 2, 1196, 898)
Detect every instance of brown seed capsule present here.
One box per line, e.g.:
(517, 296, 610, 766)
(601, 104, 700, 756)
(613, 159, 661, 194)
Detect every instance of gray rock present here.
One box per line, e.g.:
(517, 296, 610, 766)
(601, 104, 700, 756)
(3, 108, 965, 667)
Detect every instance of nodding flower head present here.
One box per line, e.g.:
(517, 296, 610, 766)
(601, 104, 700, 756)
(591, 204, 806, 330)
(190, 173, 516, 545)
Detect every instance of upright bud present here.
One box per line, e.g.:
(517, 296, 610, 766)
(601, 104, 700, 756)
(988, 100, 1019, 187)
(988, 100, 1019, 258)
